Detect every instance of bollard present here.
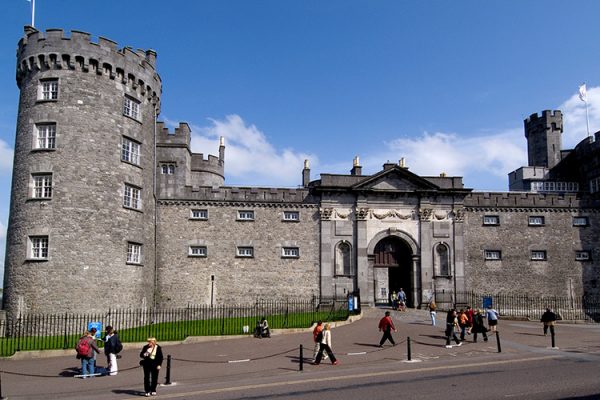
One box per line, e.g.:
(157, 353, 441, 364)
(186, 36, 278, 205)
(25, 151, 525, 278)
(495, 331, 502, 353)
(299, 344, 303, 371)
(164, 355, 172, 385)
(407, 337, 412, 361)
(551, 330, 556, 348)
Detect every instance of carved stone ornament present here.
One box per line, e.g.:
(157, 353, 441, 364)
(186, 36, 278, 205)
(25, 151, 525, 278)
(419, 208, 433, 221)
(335, 209, 352, 219)
(320, 207, 333, 220)
(454, 208, 465, 222)
(372, 209, 412, 220)
(434, 211, 448, 220)
(356, 208, 370, 220)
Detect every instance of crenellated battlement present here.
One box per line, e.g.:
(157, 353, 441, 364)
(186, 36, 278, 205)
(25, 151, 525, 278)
(464, 191, 589, 210)
(156, 121, 191, 147)
(524, 109, 563, 138)
(159, 185, 315, 204)
(16, 26, 161, 107)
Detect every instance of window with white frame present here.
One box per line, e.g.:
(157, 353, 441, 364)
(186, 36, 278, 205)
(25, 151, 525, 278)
(161, 163, 176, 174)
(123, 96, 141, 120)
(32, 174, 52, 199)
(29, 236, 49, 260)
(189, 246, 207, 257)
(484, 250, 501, 260)
(531, 250, 547, 261)
(121, 137, 141, 165)
(123, 184, 142, 210)
(127, 242, 142, 264)
(190, 209, 208, 220)
(528, 216, 545, 226)
(236, 247, 254, 257)
(576, 251, 591, 261)
(282, 247, 300, 258)
(35, 123, 56, 149)
(591, 177, 600, 193)
(483, 215, 499, 226)
(237, 210, 255, 221)
(573, 216, 589, 227)
(39, 79, 58, 100)
(283, 211, 300, 221)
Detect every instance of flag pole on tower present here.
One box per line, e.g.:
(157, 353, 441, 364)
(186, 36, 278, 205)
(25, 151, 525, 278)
(27, 0, 36, 28)
(579, 83, 590, 138)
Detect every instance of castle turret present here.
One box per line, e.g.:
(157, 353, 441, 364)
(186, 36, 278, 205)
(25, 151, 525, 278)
(524, 110, 563, 169)
(3, 27, 161, 315)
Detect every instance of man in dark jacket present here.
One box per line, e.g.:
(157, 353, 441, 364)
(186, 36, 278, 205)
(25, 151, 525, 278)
(104, 325, 122, 376)
(541, 308, 557, 336)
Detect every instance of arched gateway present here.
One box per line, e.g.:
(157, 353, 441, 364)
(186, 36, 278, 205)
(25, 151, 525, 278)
(367, 230, 420, 307)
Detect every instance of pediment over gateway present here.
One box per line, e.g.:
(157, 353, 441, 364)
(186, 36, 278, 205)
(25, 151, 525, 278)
(353, 167, 439, 192)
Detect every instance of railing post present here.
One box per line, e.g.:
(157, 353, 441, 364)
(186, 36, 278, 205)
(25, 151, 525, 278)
(551, 330, 556, 348)
(164, 354, 172, 385)
(299, 344, 303, 371)
(407, 336, 412, 361)
(496, 331, 502, 353)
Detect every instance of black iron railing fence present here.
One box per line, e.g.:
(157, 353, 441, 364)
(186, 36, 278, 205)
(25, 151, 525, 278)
(433, 290, 600, 322)
(0, 296, 358, 357)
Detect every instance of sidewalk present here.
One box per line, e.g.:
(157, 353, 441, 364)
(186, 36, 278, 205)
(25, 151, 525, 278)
(1, 307, 599, 399)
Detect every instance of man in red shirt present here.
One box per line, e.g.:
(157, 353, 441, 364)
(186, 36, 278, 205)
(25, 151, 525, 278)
(378, 311, 397, 347)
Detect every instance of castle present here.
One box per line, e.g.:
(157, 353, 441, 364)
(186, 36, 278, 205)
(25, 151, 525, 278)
(3, 27, 600, 316)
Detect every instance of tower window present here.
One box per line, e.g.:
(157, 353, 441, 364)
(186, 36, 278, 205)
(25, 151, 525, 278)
(283, 211, 300, 221)
(189, 246, 207, 257)
(123, 184, 142, 210)
(237, 210, 255, 221)
(39, 79, 58, 100)
(35, 123, 56, 149)
(161, 163, 176, 174)
(121, 137, 141, 165)
(32, 174, 53, 199)
(190, 209, 208, 220)
(123, 96, 141, 120)
(29, 236, 49, 260)
(573, 216, 589, 227)
(576, 251, 591, 261)
(483, 215, 499, 226)
(127, 242, 142, 264)
(531, 250, 547, 261)
(484, 250, 501, 260)
(236, 247, 254, 257)
(282, 247, 300, 258)
(528, 216, 545, 226)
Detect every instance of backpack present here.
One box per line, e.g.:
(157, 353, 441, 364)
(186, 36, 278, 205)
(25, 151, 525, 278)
(114, 338, 123, 354)
(76, 337, 90, 357)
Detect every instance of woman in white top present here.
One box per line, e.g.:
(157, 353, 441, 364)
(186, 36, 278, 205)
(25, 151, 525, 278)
(313, 324, 339, 365)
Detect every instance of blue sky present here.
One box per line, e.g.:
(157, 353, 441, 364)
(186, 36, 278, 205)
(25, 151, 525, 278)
(1, 1, 600, 284)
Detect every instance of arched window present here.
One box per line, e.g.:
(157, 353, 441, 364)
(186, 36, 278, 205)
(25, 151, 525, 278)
(335, 241, 353, 275)
(434, 243, 450, 276)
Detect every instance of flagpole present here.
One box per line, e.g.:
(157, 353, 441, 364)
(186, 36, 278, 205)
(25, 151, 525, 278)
(585, 100, 591, 139)
(31, 0, 36, 28)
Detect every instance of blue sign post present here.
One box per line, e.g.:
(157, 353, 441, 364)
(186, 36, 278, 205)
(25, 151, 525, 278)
(348, 295, 354, 311)
(482, 296, 493, 309)
(87, 321, 102, 339)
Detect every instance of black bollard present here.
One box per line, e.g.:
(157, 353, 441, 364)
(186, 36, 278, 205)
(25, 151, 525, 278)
(164, 355, 172, 385)
(407, 336, 412, 361)
(299, 344, 303, 371)
(495, 331, 502, 353)
(551, 330, 556, 348)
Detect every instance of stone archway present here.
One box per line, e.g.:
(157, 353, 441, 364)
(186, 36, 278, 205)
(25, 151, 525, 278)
(367, 229, 420, 307)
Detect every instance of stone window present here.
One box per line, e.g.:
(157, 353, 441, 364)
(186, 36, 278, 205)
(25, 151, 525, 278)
(32, 173, 52, 199)
(29, 236, 49, 260)
(39, 78, 58, 100)
(573, 216, 589, 227)
(123, 96, 141, 120)
(484, 250, 501, 260)
(121, 137, 141, 165)
(283, 211, 300, 222)
(528, 216, 545, 226)
(190, 209, 208, 220)
(335, 241, 353, 275)
(434, 243, 450, 276)
(282, 247, 300, 258)
(531, 250, 547, 261)
(236, 246, 254, 258)
(189, 246, 207, 257)
(161, 163, 175, 174)
(123, 184, 142, 210)
(127, 242, 142, 264)
(483, 215, 499, 226)
(35, 123, 56, 150)
(591, 177, 600, 193)
(237, 210, 255, 221)
(575, 251, 591, 261)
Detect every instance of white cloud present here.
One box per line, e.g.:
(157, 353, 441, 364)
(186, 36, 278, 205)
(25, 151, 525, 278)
(189, 115, 317, 187)
(0, 220, 5, 240)
(0, 139, 13, 171)
(559, 85, 600, 148)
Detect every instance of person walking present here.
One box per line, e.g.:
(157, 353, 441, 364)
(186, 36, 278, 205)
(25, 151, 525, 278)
(140, 337, 164, 397)
(541, 307, 557, 336)
(397, 288, 407, 311)
(444, 309, 462, 348)
(472, 309, 489, 343)
(465, 306, 475, 334)
(313, 324, 339, 365)
(104, 326, 122, 376)
(458, 309, 468, 341)
(486, 306, 499, 333)
(311, 321, 328, 362)
(390, 291, 398, 310)
(75, 330, 100, 378)
(378, 311, 397, 347)
(428, 301, 437, 326)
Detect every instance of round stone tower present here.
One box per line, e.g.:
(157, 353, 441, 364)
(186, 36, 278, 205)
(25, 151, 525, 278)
(2, 27, 161, 315)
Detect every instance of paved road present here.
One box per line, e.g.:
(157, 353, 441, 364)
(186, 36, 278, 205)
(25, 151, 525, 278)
(1, 307, 599, 399)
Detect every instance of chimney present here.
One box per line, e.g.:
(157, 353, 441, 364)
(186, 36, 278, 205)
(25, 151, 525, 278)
(350, 156, 362, 176)
(219, 136, 225, 161)
(302, 159, 311, 187)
